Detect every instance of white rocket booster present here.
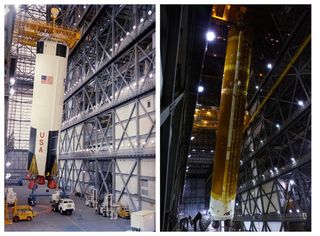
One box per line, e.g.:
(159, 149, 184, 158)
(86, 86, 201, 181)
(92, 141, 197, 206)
(28, 40, 68, 189)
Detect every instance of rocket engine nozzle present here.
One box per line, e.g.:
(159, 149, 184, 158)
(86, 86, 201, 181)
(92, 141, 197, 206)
(28, 179, 37, 189)
(37, 175, 46, 185)
(47, 179, 57, 189)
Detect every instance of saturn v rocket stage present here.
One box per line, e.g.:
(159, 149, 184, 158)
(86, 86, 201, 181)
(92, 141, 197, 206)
(27, 40, 68, 189)
(209, 24, 252, 220)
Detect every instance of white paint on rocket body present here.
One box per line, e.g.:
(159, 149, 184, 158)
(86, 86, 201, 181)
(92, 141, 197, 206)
(209, 196, 235, 220)
(30, 40, 68, 176)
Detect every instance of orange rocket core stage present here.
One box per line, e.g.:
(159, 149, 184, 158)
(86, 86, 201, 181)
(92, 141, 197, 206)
(210, 25, 252, 218)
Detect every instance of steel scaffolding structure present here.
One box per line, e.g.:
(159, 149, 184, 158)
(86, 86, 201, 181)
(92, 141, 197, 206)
(234, 7, 311, 231)
(57, 5, 156, 211)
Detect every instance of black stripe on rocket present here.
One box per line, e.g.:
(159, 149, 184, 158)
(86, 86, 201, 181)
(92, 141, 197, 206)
(45, 130, 59, 178)
(27, 127, 37, 169)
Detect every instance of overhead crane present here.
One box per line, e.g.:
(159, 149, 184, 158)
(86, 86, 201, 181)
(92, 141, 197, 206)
(192, 105, 249, 130)
(13, 7, 80, 48)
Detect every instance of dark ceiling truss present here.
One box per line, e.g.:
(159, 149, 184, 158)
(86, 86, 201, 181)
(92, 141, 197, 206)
(236, 6, 311, 232)
(247, 8, 310, 106)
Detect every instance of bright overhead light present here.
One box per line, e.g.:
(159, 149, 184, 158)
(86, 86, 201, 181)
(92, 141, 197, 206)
(6, 162, 11, 167)
(190, 136, 195, 141)
(289, 180, 295, 185)
(9, 88, 15, 95)
(140, 18, 144, 23)
(133, 25, 136, 30)
(198, 85, 204, 93)
(267, 63, 272, 69)
(188, 154, 191, 158)
(206, 31, 216, 42)
(298, 100, 304, 107)
(255, 85, 259, 90)
(148, 10, 152, 15)
(296, 209, 300, 213)
(5, 6, 10, 15)
(10, 78, 15, 85)
(5, 173, 12, 179)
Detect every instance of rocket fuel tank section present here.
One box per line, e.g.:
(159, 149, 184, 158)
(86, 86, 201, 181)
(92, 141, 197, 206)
(209, 25, 252, 220)
(27, 40, 68, 189)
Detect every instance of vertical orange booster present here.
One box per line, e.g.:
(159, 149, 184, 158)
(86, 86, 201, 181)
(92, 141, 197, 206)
(209, 25, 252, 220)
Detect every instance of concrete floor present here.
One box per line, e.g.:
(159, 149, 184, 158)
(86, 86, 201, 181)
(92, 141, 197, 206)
(5, 181, 131, 231)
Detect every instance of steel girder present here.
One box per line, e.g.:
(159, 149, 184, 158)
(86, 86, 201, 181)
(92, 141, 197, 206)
(57, 5, 155, 212)
(58, 157, 155, 211)
(235, 7, 311, 232)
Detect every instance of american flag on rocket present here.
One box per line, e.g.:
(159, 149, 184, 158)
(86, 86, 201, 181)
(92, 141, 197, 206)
(41, 75, 53, 84)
